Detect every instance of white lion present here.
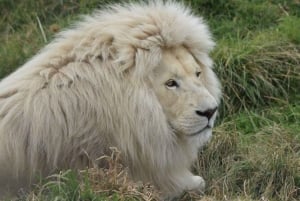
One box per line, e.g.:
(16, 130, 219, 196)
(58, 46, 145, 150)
(0, 1, 221, 198)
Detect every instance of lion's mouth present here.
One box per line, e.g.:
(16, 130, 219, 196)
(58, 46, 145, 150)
(169, 123, 212, 137)
(188, 125, 211, 137)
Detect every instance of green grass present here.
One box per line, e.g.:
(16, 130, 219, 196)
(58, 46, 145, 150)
(16, 150, 160, 201)
(24, 170, 129, 201)
(1, 0, 299, 200)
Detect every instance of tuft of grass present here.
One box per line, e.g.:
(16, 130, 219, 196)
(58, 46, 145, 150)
(214, 31, 300, 116)
(196, 105, 300, 201)
(279, 16, 300, 44)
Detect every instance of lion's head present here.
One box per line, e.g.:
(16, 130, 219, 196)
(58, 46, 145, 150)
(148, 46, 220, 138)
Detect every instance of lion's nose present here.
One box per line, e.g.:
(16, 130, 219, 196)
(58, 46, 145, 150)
(195, 107, 218, 120)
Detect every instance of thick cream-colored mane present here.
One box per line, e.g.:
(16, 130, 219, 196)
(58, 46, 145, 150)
(0, 1, 218, 198)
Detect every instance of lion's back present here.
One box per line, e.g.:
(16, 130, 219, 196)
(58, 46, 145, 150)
(0, 57, 119, 194)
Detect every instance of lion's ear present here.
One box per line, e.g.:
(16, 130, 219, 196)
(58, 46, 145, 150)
(70, 33, 117, 63)
(115, 35, 163, 79)
(133, 46, 162, 78)
(95, 34, 116, 62)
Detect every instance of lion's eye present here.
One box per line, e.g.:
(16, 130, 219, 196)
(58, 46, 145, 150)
(196, 71, 201, 77)
(165, 79, 179, 89)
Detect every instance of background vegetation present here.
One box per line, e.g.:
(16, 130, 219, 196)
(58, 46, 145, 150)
(0, 0, 299, 200)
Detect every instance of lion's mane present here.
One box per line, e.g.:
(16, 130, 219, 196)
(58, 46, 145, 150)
(0, 1, 216, 197)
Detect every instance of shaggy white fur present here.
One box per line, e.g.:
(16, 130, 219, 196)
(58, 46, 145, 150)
(0, 0, 221, 198)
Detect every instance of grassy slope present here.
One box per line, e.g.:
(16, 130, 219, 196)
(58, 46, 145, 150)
(0, 0, 299, 200)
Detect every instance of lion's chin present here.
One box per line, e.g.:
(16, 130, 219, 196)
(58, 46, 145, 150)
(191, 128, 213, 149)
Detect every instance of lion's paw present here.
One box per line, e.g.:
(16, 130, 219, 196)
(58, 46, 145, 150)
(187, 176, 205, 192)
